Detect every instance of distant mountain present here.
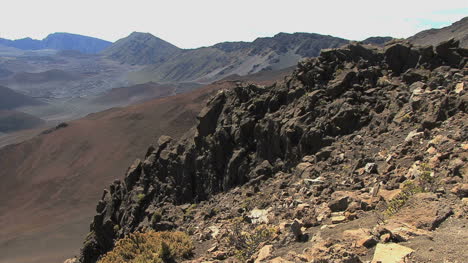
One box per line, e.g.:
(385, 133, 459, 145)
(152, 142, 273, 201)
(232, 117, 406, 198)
(0, 33, 112, 54)
(41, 33, 112, 54)
(0, 37, 42, 50)
(101, 32, 181, 65)
(408, 16, 468, 48)
(118, 32, 348, 83)
(361, 36, 393, 46)
(0, 86, 43, 110)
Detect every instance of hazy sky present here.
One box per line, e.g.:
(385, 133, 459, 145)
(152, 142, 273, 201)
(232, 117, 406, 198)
(1, 0, 467, 48)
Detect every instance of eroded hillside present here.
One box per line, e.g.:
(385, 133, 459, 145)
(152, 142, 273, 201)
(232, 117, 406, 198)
(77, 39, 467, 263)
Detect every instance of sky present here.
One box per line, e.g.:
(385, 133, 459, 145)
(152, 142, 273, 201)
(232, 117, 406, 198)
(1, 0, 467, 48)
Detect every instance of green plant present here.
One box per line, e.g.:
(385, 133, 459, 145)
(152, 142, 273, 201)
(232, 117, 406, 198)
(401, 112, 412, 122)
(184, 204, 197, 215)
(240, 196, 254, 210)
(98, 231, 193, 263)
(384, 180, 423, 217)
(418, 162, 436, 191)
(228, 223, 276, 261)
(151, 211, 162, 225)
(136, 193, 145, 203)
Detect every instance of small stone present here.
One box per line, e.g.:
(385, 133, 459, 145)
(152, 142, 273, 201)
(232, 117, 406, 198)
(331, 215, 346, 224)
(426, 146, 437, 155)
(269, 257, 294, 263)
(208, 226, 220, 239)
(290, 220, 303, 239)
(328, 195, 350, 212)
(461, 198, 468, 206)
(207, 245, 218, 253)
(249, 209, 270, 224)
(451, 184, 468, 198)
(255, 245, 273, 263)
(372, 243, 414, 263)
(365, 163, 378, 173)
(381, 233, 392, 242)
(212, 250, 228, 260)
(405, 130, 424, 142)
(343, 228, 377, 248)
(386, 154, 393, 163)
(304, 177, 325, 185)
(455, 82, 464, 93)
(297, 203, 310, 211)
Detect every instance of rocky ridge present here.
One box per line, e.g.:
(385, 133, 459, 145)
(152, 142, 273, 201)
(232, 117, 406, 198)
(79, 39, 467, 263)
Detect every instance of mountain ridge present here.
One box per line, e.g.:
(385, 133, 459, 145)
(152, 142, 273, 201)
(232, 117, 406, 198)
(408, 16, 468, 48)
(122, 31, 349, 83)
(0, 33, 112, 54)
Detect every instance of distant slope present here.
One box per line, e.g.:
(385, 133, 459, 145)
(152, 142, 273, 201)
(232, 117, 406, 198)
(0, 33, 112, 54)
(408, 16, 468, 48)
(92, 82, 203, 106)
(9, 69, 80, 84)
(124, 32, 348, 83)
(92, 82, 177, 105)
(0, 110, 45, 133)
(0, 81, 233, 263)
(101, 32, 181, 65)
(0, 86, 43, 110)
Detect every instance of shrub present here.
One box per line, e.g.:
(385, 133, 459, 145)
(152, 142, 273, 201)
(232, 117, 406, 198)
(384, 180, 423, 217)
(228, 223, 276, 261)
(98, 231, 194, 263)
(151, 211, 162, 225)
(136, 193, 145, 203)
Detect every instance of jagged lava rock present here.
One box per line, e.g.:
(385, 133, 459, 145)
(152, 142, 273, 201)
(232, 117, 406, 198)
(79, 39, 467, 262)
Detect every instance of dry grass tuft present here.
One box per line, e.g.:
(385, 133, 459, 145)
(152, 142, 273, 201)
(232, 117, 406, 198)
(98, 231, 193, 263)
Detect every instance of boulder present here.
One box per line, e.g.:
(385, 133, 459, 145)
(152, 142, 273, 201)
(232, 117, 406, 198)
(342, 228, 377, 248)
(328, 192, 351, 212)
(384, 44, 419, 74)
(290, 219, 303, 240)
(372, 243, 414, 263)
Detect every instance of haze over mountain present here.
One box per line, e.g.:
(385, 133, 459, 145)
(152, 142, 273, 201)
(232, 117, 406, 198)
(109, 32, 349, 83)
(0, 33, 112, 54)
(0, 86, 43, 110)
(0, 110, 45, 133)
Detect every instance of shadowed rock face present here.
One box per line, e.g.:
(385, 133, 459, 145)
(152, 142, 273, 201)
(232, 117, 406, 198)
(79, 39, 466, 262)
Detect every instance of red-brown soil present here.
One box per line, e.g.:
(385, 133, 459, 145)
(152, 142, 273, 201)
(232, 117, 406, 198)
(0, 81, 233, 263)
